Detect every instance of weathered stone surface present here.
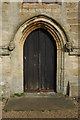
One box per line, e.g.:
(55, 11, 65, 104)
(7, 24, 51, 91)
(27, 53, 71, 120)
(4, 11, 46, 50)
(70, 83, 78, 97)
(0, 81, 10, 98)
(70, 25, 78, 33)
(67, 12, 78, 18)
(67, 18, 78, 25)
(0, 48, 10, 55)
(0, 2, 79, 97)
(65, 2, 78, 12)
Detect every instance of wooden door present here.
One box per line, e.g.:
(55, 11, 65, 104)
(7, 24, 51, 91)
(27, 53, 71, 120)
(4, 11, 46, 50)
(23, 28, 57, 92)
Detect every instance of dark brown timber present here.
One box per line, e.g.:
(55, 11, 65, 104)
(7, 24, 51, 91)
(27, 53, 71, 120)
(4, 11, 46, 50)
(23, 28, 57, 92)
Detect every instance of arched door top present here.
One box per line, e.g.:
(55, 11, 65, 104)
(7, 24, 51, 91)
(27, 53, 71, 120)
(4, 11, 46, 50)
(23, 28, 57, 92)
(9, 15, 70, 51)
(9, 15, 69, 94)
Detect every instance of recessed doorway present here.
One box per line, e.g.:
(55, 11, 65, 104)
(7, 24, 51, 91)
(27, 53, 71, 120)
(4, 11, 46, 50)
(23, 28, 57, 92)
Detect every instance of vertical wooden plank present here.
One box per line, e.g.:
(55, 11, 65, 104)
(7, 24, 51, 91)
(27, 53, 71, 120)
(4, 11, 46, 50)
(27, 31, 34, 89)
(44, 32, 50, 90)
(45, 36, 53, 89)
(23, 39, 28, 91)
(38, 29, 42, 89)
(39, 29, 46, 89)
(46, 34, 53, 89)
(24, 28, 57, 91)
(45, 32, 57, 90)
(33, 29, 39, 89)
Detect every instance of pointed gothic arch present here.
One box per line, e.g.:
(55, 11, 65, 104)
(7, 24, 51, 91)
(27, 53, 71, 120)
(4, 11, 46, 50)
(9, 15, 70, 93)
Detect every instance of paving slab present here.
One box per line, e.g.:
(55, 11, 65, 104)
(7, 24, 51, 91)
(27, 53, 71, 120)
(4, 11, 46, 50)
(4, 93, 76, 111)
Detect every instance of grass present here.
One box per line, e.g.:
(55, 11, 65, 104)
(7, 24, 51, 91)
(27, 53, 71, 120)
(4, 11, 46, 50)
(30, 109, 34, 111)
(14, 93, 24, 97)
(41, 109, 45, 112)
(4, 109, 7, 112)
(48, 109, 51, 112)
(1, 95, 5, 101)
(2, 97, 5, 101)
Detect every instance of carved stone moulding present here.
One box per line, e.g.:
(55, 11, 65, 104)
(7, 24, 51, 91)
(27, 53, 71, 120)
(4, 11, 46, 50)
(69, 48, 80, 56)
(0, 48, 10, 56)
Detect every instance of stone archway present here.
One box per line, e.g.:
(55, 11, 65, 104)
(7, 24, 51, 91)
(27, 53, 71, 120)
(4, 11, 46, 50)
(9, 15, 70, 94)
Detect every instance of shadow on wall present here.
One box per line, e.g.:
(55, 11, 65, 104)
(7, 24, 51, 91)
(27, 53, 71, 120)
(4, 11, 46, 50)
(66, 81, 70, 96)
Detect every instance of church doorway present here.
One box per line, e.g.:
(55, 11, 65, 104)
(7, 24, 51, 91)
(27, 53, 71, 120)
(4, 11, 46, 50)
(23, 28, 57, 92)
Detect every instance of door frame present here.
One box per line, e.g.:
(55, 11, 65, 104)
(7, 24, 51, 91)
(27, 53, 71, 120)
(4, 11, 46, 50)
(23, 28, 57, 92)
(9, 15, 70, 94)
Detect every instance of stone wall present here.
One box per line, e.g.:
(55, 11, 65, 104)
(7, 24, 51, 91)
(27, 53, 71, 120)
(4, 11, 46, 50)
(0, 2, 79, 97)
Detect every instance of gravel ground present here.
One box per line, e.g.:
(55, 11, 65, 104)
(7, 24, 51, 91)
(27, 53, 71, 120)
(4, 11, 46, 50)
(2, 108, 78, 118)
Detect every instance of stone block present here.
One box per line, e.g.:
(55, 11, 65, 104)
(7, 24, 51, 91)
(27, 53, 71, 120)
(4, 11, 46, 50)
(67, 12, 78, 18)
(0, 48, 10, 55)
(65, 2, 78, 12)
(70, 83, 78, 97)
(0, 82, 10, 98)
(67, 18, 78, 25)
(70, 25, 78, 33)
